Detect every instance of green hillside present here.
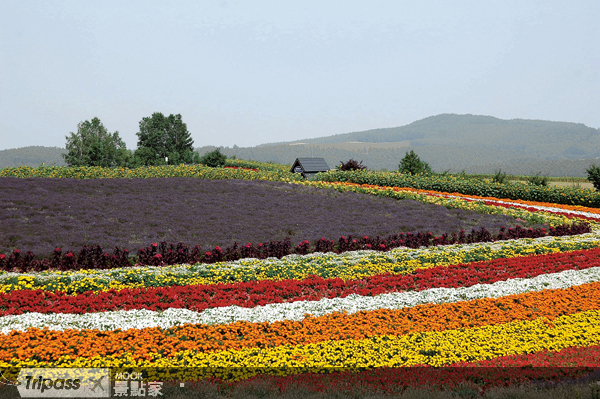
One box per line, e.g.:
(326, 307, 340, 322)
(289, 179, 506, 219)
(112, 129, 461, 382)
(0, 146, 67, 168)
(3, 114, 600, 176)
(208, 114, 600, 176)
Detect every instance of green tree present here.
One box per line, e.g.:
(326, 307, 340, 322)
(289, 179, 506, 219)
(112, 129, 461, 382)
(135, 112, 200, 166)
(63, 117, 131, 167)
(199, 148, 227, 167)
(398, 150, 432, 175)
(587, 164, 600, 191)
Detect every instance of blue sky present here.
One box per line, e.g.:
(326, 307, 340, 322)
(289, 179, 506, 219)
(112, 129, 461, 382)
(1, 0, 598, 150)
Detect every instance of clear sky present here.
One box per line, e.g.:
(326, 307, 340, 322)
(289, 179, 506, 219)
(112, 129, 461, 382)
(1, 0, 598, 151)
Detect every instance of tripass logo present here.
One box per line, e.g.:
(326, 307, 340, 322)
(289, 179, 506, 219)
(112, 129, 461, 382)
(17, 368, 110, 398)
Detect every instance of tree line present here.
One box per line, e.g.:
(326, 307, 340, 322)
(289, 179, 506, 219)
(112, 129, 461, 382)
(63, 113, 209, 168)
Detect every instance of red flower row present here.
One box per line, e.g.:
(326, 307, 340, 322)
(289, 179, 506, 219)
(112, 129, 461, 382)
(2, 248, 600, 316)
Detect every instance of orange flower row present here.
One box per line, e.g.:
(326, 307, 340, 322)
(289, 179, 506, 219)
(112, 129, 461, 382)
(331, 181, 600, 215)
(3, 280, 600, 363)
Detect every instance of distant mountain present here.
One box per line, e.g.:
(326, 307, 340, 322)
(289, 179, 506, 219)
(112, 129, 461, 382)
(0, 146, 67, 168)
(3, 114, 600, 177)
(202, 114, 600, 176)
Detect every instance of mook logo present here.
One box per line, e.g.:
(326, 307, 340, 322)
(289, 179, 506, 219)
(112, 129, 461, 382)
(17, 368, 110, 398)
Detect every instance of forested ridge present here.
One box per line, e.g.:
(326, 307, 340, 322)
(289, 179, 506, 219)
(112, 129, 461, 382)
(3, 114, 599, 176)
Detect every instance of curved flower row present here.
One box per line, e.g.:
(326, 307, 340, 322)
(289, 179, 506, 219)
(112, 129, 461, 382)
(3, 264, 600, 333)
(3, 276, 600, 365)
(3, 307, 600, 376)
(3, 227, 600, 294)
(191, 344, 600, 394)
(296, 180, 596, 224)
(0, 181, 594, 294)
(1, 247, 599, 317)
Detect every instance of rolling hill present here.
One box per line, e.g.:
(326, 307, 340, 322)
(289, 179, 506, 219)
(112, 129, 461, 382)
(3, 114, 599, 176)
(202, 114, 600, 176)
(0, 146, 67, 168)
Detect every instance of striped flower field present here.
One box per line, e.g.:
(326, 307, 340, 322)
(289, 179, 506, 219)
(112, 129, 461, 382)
(2, 180, 600, 397)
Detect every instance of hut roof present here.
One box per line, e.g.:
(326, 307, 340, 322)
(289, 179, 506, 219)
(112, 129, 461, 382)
(290, 158, 330, 173)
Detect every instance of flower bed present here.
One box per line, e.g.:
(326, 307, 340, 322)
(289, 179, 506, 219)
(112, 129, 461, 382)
(2, 182, 600, 394)
(3, 176, 530, 258)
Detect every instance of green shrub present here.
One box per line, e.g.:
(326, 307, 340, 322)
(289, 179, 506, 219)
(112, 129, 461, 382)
(527, 172, 549, 186)
(492, 169, 508, 184)
(199, 148, 227, 167)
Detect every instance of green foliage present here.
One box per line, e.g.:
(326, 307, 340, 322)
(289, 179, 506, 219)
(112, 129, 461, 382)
(199, 148, 227, 167)
(399, 150, 432, 175)
(63, 117, 132, 168)
(132, 147, 161, 167)
(527, 172, 549, 186)
(135, 112, 200, 166)
(586, 164, 600, 191)
(492, 169, 508, 184)
(338, 159, 367, 171)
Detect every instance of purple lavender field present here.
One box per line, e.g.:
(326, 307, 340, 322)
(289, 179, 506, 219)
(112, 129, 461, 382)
(0, 177, 539, 257)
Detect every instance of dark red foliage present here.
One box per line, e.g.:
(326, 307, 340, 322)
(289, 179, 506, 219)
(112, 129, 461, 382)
(192, 364, 599, 396)
(338, 159, 367, 171)
(0, 222, 589, 272)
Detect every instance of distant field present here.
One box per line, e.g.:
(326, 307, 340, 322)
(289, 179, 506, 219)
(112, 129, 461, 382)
(511, 177, 594, 190)
(549, 181, 594, 189)
(288, 141, 412, 150)
(507, 179, 594, 189)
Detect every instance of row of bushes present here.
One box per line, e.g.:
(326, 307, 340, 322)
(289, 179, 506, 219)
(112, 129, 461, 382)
(0, 223, 590, 273)
(0, 164, 302, 182)
(316, 170, 600, 208)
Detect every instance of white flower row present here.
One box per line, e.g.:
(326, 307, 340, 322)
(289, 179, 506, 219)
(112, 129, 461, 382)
(3, 265, 600, 334)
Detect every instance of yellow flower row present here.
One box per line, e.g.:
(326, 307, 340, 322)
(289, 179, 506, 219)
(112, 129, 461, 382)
(4, 310, 600, 381)
(296, 180, 584, 228)
(0, 164, 302, 182)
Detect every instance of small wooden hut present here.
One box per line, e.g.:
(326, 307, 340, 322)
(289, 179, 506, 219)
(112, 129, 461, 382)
(290, 158, 330, 179)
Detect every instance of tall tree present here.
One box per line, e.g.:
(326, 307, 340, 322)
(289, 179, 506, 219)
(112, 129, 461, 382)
(63, 117, 131, 167)
(135, 112, 200, 166)
(398, 150, 432, 175)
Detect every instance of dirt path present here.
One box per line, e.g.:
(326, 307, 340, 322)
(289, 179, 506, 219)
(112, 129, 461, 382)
(509, 180, 594, 189)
